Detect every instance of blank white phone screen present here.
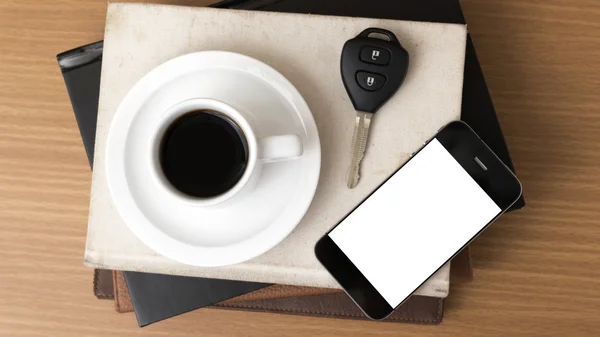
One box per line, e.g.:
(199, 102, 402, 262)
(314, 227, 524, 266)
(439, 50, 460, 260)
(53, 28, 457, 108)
(329, 138, 501, 307)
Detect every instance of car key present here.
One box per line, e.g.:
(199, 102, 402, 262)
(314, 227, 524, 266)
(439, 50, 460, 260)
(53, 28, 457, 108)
(341, 28, 409, 188)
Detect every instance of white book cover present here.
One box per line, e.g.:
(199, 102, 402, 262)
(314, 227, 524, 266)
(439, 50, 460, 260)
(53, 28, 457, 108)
(85, 3, 467, 298)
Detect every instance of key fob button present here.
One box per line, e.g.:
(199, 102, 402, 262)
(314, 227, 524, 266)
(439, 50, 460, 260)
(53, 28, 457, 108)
(341, 27, 409, 112)
(356, 71, 386, 91)
(359, 46, 390, 65)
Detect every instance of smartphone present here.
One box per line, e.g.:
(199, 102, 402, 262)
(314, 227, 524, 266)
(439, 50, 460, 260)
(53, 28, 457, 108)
(314, 121, 522, 320)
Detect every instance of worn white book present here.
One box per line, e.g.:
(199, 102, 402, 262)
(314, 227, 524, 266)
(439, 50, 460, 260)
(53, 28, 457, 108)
(85, 3, 467, 298)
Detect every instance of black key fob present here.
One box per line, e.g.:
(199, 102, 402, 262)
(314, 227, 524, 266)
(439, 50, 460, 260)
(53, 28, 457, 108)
(341, 28, 409, 113)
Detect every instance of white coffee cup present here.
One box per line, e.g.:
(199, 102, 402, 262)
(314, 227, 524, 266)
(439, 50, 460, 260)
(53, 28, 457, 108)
(148, 98, 303, 207)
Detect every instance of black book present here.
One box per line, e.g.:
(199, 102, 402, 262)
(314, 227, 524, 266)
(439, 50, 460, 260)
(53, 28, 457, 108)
(57, 0, 524, 327)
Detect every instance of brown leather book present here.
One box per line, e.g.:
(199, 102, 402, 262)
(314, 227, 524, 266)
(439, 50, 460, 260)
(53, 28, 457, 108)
(109, 270, 444, 323)
(214, 292, 444, 324)
(93, 247, 472, 324)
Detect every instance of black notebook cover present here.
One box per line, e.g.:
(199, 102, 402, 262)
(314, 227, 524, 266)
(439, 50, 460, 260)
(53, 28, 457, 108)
(124, 272, 268, 326)
(58, 0, 524, 327)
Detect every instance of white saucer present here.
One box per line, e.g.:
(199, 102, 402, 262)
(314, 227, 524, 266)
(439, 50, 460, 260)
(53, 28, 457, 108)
(105, 51, 321, 267)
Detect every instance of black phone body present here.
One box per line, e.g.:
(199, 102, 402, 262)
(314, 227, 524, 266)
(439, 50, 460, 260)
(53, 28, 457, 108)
(315, 121, 522, 320)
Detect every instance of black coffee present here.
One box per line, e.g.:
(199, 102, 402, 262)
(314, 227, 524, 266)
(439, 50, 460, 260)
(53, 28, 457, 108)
(159, 110, 248, 198)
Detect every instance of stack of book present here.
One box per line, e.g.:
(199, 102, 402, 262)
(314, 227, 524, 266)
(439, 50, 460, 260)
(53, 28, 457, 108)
(58, 0, 524, 327)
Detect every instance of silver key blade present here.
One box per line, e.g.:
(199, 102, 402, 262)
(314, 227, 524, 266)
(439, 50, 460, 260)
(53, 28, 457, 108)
(347, 111, 372, 188)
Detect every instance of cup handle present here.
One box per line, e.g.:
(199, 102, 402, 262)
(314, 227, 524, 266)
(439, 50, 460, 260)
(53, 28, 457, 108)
(258, 135, 303, 162)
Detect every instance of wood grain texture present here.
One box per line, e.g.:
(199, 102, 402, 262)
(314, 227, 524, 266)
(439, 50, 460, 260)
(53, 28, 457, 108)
(1, 0, 599, 335)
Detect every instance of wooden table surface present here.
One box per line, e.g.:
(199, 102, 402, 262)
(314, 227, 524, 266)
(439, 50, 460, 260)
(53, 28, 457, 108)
(1, 0, 600, 335)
